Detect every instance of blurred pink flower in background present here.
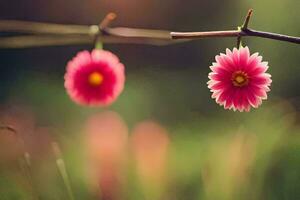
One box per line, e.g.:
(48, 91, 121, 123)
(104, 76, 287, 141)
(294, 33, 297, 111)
(64, 50, 125, 107)
(208, 46, 272, 112)
(84, 111, 128, 200)
(131, 121, 170, 189)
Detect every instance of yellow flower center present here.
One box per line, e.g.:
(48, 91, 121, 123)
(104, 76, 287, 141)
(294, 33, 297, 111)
(88, 72, 104, 86)
(232, 71, 249, 87)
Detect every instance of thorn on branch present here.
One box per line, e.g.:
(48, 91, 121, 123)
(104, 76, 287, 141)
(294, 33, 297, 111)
(242, 9, 253, 30)
(95, 12, 117, 48)
(237, 9, 253, 47)
(99, 12, 117, 30)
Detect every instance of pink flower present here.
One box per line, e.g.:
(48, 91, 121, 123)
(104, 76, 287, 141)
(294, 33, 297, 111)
(131, 121, 170, 186)
(84, 111, 128, 199)
(64, 49, 125, 106)
(208, 46, 272, 112)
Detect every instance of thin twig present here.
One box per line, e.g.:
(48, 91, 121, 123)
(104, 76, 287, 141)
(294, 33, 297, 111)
(0, 19, 187, 48)
(94, 12, 117, 49)
(171, 9, 300, 44)
(0, 20, 92, 35)
(171, 29, 300, 44)
(171, 30, 241, 39)
(243, 29, 300, 44)
(241, 9, 253, 30)
(0, 9, 299, 48)
(99, 12, 117, 30)
(0, 33, 186, 48)
(237, 9, 254, 47)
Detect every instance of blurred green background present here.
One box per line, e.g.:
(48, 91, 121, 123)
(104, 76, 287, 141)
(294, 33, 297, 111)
(0, 0, 299, 199)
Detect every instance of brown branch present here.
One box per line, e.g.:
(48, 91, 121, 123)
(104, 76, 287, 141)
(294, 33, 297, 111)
(0, 19, 188, 48)
(241, 9, 253, 30)
(0, 20, 92, 35)
(94, 12, 117, 48)
(171, 29, 300, 44)
(0, 9, 299, 49)
(171, 30, 241, 39)
(0, 32, 187, 48)
(171, 9, 300, 44)
(99, 12, 117, 30)
(237, 9, 254, 47)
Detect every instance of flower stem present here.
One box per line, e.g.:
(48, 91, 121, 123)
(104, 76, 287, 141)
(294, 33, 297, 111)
(95, 41, 103, 50)
(19, 152, 40, 200)
(52, 142, 75, 200)
(0, 125, 39, 199)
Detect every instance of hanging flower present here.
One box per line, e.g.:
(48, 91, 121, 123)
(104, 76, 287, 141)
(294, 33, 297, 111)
(64, 49, 125, 106)
(208, 46, 272, 112)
